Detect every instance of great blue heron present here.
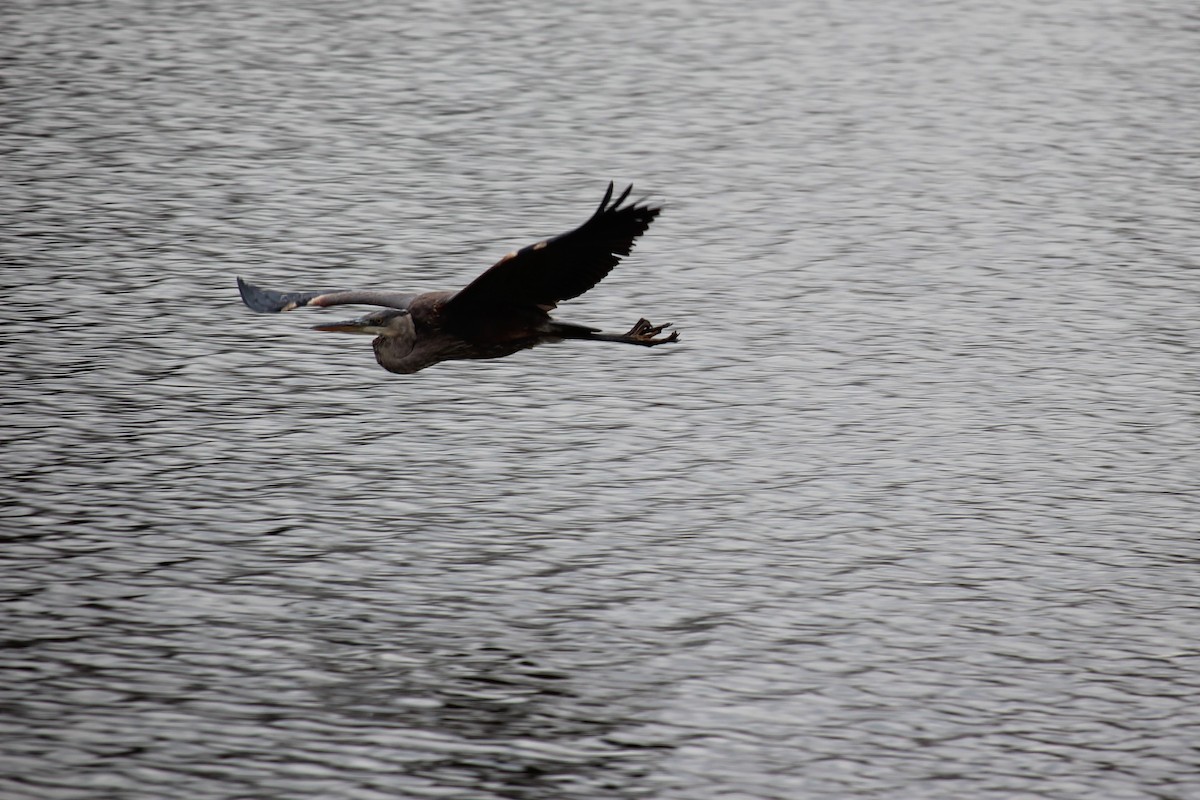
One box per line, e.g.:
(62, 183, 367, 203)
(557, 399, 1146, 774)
(237, 183, 678, 374)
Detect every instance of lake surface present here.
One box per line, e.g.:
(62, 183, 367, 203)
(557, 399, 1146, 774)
(3, 0, 1198, 798)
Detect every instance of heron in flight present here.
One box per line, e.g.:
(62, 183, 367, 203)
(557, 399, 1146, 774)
(237, 183, 678, 374)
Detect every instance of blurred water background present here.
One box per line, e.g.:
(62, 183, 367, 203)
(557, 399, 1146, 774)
(2, 0, 1198, 798)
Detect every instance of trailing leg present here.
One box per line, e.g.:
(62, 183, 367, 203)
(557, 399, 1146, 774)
(552, 319, 679, 347)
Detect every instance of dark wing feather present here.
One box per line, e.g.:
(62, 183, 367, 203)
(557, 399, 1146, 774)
(238, 277, 415, 312)
(445, 182, 660, 313)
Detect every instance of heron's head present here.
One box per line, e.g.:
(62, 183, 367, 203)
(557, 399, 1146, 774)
(312, 309, 413, 337)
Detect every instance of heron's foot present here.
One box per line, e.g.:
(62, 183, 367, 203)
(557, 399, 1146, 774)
(624, 318, 680, 346)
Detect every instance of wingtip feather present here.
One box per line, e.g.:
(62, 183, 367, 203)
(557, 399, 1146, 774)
(596, 181, 615, 215)
(613, 183, 633, 210)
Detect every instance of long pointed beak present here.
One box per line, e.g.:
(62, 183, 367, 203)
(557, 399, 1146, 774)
(312, 318, 379, 335)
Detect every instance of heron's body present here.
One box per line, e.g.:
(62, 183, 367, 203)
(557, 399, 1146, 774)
(237, 183, 677, 374)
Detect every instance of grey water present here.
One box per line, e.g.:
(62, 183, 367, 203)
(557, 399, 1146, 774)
(2, 0, 1198, 798)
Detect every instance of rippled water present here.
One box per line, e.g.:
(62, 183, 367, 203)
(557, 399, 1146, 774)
(3, 1, 1199, 798)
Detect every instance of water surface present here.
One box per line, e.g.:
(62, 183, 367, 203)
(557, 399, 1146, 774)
(2, 1, 1198, 798)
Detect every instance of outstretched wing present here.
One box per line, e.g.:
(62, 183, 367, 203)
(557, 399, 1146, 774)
(238, 277, 415, 313)
(445, 182, 660, 313)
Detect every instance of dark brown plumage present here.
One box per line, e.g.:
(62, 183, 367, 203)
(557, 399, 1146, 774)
(237, 182, 678, 374)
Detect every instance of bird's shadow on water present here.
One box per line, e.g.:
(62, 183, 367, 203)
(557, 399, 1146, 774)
(305, 634, 672, 800)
